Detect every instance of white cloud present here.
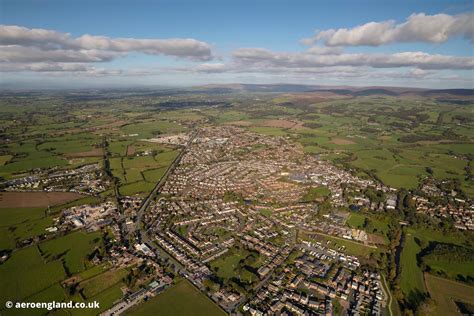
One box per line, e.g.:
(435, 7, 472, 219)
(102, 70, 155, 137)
(0, 62, 123, 76)
(0, 25, 214, 67)
(232, 48, 474, 70)
(305, 45, 343, 55)
(303, 13, 474, 46)
(71, 35, 212, 60)
(0, 46, 118, 63)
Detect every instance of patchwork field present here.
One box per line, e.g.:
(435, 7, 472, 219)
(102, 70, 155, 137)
(107, 135, 180, 196)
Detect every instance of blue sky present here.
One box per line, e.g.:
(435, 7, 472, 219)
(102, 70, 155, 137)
(1, 0, 473, 88)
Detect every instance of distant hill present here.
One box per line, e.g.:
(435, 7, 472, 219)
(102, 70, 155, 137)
(192, 84, 474, 97)
(422, 89, 474, 96)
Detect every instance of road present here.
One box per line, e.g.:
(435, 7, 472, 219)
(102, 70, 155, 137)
(135, 131, 198, 239)
(381, 274, 394, 316)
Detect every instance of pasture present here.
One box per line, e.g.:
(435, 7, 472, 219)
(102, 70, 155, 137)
(119, 181, 155, 196)
(425, 273, 474, 315)
(0, 246, 66, 301)
(0, 191, 84, 208)
(0, 206, 56, 250)
(399, 233, 426, 297)
(39, 231, 103, 275)
(399, 227, 473, 303)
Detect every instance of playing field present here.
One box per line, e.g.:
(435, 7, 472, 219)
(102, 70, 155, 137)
(126, 279, 226, 316)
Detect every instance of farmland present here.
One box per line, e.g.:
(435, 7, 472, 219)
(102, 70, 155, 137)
(425, 273, 474, 315)
(39, 231, 103, 274)
(399, 233, 426, 298)
(108, 140, 180, 196)
(0, 191, 84, 208)
(398, 227, 474, 310)
(0, 246, 66, 302)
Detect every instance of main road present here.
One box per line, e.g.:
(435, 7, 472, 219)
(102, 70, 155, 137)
(134, 130, 198, 241)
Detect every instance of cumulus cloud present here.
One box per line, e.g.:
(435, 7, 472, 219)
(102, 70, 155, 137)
(0, 24, 213, 72)
(305, 45, 343, 55)
(0, 62, 123, 76)
(303, 13, 474, 46)
(0, 46, 118, 63)
(166, 44, 472, 85)
(1, 19, 472, 86)
(232, 48, 474, 70)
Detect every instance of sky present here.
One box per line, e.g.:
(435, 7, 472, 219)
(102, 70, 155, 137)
(0, 0, 473, 89)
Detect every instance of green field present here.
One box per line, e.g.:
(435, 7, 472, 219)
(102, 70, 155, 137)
(76, 262, 111, 281)
(39, 231, 103, 274)
(120, 120, 184, 138)
(346, 213, 366, 227)
(0, 246, 66, 301)
(425, 274, 474, 316)
(119, 181, 156, 196)
(399, 233, 426, 298)
(398, 227, 474, 309)
(0, 207, 55, 250)
(249, 126, 291, 136)
(425, 259, 474, 279)
(109, 140, 178, 196)
(302, 186, 331, 201)
(0, 207, 46, 226)
(210, 247, 252, 279)
(68, 283, 124, 316)
(143, 166, 167, 182)
(0, 155, 12, 165)
(126, 279, 226, 316)
(79, 268, 128, 298)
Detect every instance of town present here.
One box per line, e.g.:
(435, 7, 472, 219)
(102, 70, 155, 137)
(2, 123, 473, 315)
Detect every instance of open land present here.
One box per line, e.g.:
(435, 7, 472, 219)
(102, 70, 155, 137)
(0, 191, 84, 208)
